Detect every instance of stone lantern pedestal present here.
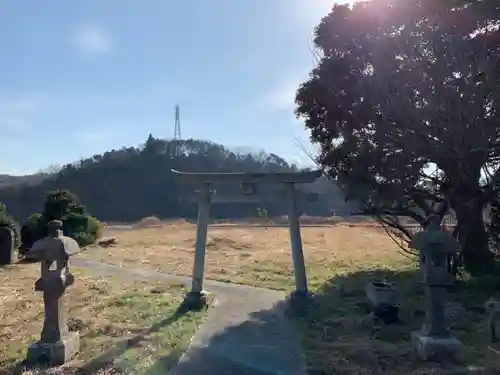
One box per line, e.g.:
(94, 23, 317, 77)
(27, 273, 80, 366)
(411, 329, 464, 362)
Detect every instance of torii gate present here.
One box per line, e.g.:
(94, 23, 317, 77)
(171, 169, 323, 308)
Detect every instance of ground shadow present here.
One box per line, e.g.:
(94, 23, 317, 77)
(292, 268, 500, 375)
(74, 306, 188, 374)
(167, 268, 500, 375)
(169, 299, 302, 375)
(4, 306, 188, 375)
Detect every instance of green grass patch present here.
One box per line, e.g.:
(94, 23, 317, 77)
(77, 291, 207, 375)
(0, 264, 211, 375)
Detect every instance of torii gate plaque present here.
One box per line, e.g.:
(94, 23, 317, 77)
(171, 169, 322, 309)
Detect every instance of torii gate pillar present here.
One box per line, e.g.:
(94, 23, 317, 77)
(172, 169, 322, 309)
(285, 182, 308, 296)
(192, 183, 211, 295)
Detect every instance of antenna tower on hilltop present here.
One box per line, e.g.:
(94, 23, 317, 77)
(174, 104, 181, 140)
(173, 104, 181, 156)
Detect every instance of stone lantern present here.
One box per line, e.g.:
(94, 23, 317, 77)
(26, 220, 81, 366)
(409, 215, 463, 361)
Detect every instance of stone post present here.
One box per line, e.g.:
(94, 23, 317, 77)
(0, 227, 14, 265)
(182, 183, 212, 310)
(285, 182, 308, 297)
(409, 215, 463, 362)
(26, 220, 80, 366)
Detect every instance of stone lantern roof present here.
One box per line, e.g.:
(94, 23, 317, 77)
(30, 220, 81, 259)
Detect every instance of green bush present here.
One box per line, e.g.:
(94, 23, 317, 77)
(87, 216, 104, 240)
(256, 207, 268, 219)
(71, 232, 96, 247)
(63, 213, 89, 237)
(20, 212, 44, 252)
(20, 190, 104, 249)
(26, 212, 43, 226)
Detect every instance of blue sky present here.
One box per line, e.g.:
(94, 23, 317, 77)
(0, 0, 341, 175)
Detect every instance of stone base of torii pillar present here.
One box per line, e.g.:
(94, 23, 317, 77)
(179, 182, 212, 311)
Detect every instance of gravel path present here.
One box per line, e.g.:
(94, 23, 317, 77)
(72, 258, 307, 375)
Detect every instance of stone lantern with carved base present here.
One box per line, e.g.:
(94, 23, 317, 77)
(410, 215, 464, 362)
(26, 220, 81, 366)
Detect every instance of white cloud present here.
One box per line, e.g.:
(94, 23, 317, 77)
(73, 24, 112, 57)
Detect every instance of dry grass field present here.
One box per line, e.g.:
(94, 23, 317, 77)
(81, 219, 500, 374)
(82, 220, 412, 291)
(0, 262, 208, 375)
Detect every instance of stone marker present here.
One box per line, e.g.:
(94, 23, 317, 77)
(0, 226, 14, 265)
(409, 215, 463, 362)
(26, 220, 81, 366)
(366, 281, 400, 324)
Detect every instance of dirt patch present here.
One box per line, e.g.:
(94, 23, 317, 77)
(134, 216, 163, 228)
(80, 221, 410, 290)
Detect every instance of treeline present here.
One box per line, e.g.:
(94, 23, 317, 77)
(0, 136, 357, 222)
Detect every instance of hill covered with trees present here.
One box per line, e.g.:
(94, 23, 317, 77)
(0, 135, 357, 222)
(0, 173, 49, 188)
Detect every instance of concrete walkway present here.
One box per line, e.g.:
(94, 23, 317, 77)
(72, 258, 307, 375)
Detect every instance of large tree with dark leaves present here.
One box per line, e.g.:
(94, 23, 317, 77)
(295, 0, 500, 273)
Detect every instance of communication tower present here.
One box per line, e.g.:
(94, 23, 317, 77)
(173, 104, 181, 157)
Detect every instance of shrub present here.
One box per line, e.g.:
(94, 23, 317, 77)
(71, 232, 96, 247)
(256, 207, 268, 219)
(20, 190, 104, 249)
(20, 212, 44, 253)
(87, 216, 104, 240)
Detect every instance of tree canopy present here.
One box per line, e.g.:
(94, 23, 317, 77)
(295, 0, 500, 273)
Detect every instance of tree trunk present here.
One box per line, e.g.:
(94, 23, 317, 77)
(452, 196, 494, 275)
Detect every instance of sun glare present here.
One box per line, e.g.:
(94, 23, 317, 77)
(316, 0, 366, 13)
